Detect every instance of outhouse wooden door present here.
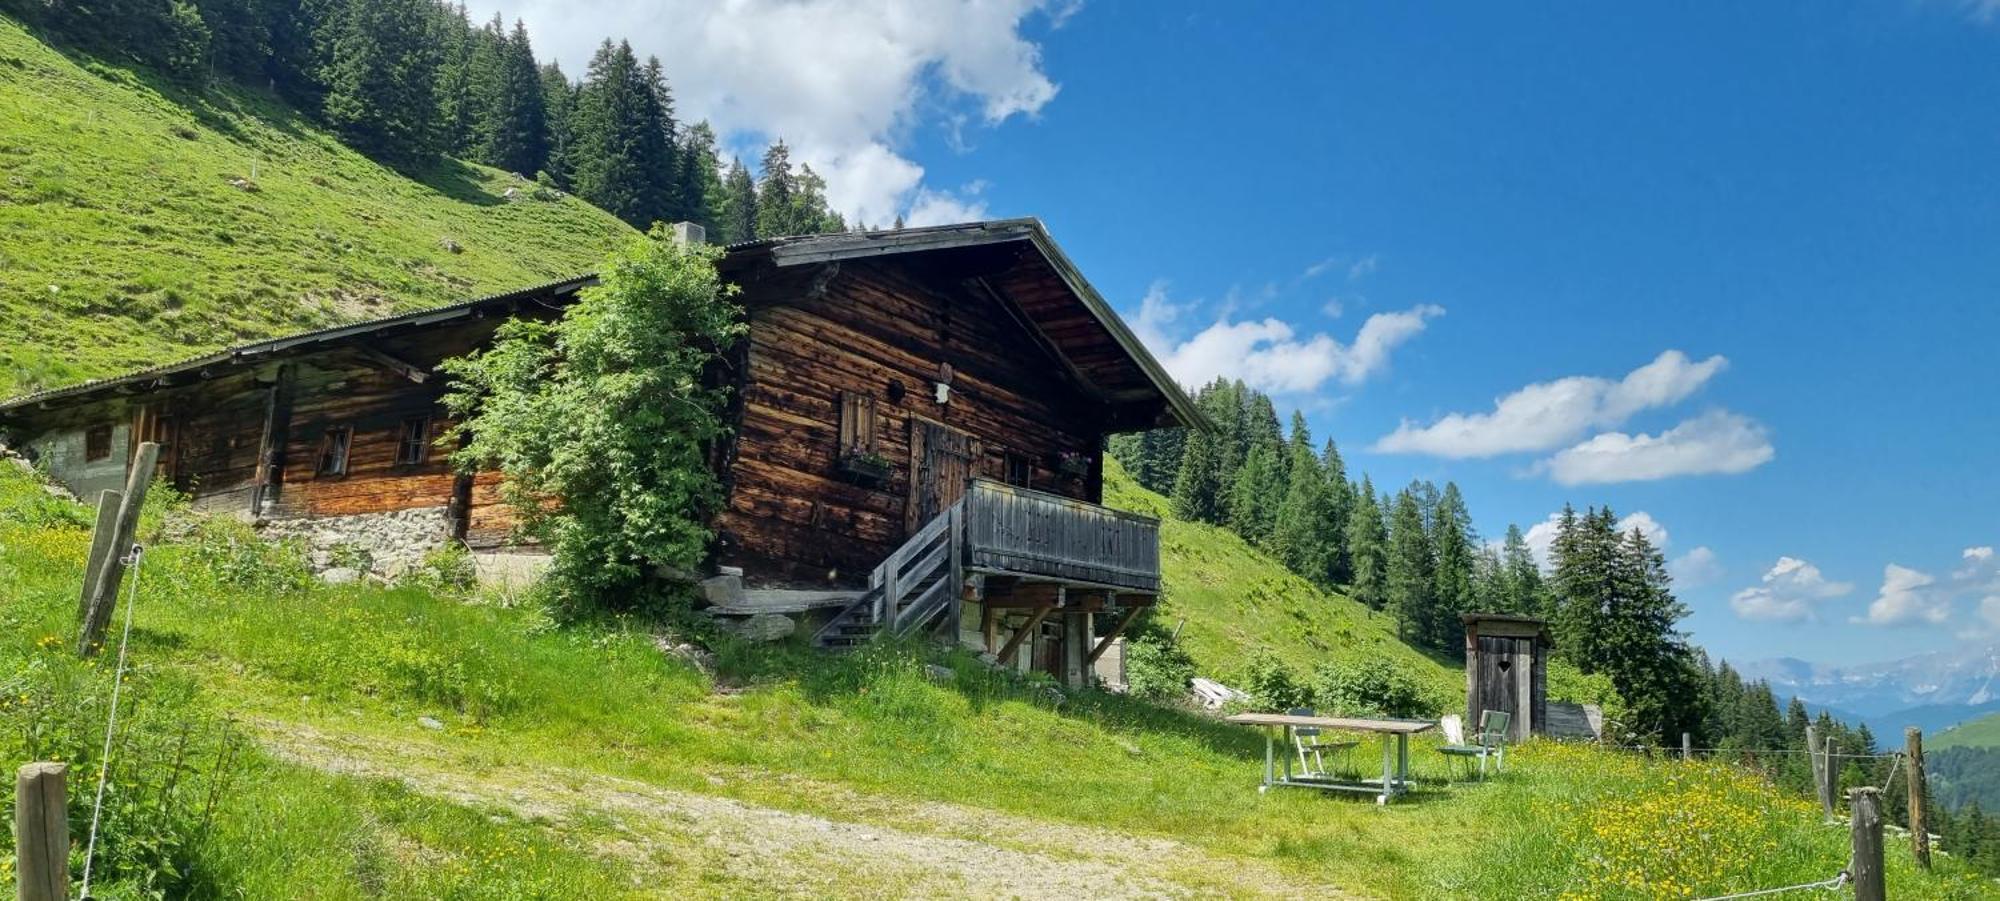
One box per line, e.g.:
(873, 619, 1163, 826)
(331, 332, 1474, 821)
(906, 417, 975, 533)
(1474, 635, 1525, 730)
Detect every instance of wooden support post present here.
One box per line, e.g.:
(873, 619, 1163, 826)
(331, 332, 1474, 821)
(1085, 603, 1142, 667)
(1823, 740, 1839, 815)
(78, 441, 159, 656)
(1906, 727, 1930, 869)
(1681, 732, 1692, 761)
(76, 490, 121, 622)
(995, 599, 1057, 663)
(1806, 725, 1833, 818)
(15, 762, 69, 901)
(1849, 787, 1885, 901)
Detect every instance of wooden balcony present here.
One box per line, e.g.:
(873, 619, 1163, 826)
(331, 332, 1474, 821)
(961, 477, 1161, 594)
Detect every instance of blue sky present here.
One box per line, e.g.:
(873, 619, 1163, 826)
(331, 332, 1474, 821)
(523, 1, 2000, 665)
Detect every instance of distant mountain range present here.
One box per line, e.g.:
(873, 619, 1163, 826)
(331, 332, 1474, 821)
(1734, 643, 2000, 738)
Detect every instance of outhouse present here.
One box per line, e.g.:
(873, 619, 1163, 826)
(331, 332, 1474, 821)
(1462, 614, 1550, 743)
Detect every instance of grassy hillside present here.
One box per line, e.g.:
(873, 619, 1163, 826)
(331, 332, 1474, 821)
(0, 16, 635, 397)
(0, 462, 1989, 897)
(1103, 458, 1459, 697)
(1934, 711, 2000, 749)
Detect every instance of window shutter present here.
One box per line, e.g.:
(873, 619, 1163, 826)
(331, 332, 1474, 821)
(839, 392, 878, 456)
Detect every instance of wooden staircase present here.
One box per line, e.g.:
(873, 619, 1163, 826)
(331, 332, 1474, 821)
(812, 500, 966, 650)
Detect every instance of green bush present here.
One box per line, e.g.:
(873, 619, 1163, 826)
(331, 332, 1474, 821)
(1309, 656, 1440, 719)
(403, 541, 477, 595)
(1240, 652, 1308, 711)
(1123, 634, 1195, 701)
(183, 517, 313, 592)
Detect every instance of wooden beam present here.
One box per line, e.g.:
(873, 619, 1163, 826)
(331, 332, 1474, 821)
(353, 345, 429, 383)
(1085, 603, 1142, 667)
(995, 597, 1058, 662)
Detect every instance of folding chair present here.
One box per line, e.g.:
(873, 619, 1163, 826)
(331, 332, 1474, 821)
(1288, 707, 1359, 777)
(1437, 709, 1511, 779)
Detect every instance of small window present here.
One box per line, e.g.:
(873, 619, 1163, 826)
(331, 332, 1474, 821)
(396, 416, 430, 465)
(838, 391, 878, 457)
(317, 426, 352, 476)
(1003, 452, 1032, 488)
(84, 425, 112, 462)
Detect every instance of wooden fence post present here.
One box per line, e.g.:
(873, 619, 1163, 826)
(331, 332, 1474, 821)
(75, 490, 121, 623)
(1849, 787, 1885, 901)
(15, 762, 69, 901)
(1906, 727, 1930, 869)
(77, 441, 158, 656)
(1806, 725, 1833, 817)
(1823, 740, 1839, 814)
(1681, 732, 1691, 760)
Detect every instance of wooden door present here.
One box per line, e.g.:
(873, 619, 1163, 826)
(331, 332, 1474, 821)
(906, 418, 974, 532)
(1475, 635, 1522, 728)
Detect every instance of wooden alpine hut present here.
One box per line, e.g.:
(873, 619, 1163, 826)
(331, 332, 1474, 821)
(0, 219, 1207, 686)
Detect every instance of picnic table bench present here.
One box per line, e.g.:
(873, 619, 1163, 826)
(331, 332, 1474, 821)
(1224, 713, 1436, 805)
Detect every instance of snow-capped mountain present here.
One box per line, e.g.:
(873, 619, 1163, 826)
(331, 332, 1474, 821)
(1734, 644, 1999, 733)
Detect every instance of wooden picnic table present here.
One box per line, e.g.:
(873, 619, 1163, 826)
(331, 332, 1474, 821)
(1224, 713, 1437, 804)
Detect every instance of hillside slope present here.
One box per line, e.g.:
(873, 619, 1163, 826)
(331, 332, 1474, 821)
(1101, 459, 1458, 697)
(1934, 711, 2000, 749)
(0, 16, 635, 396)
(0, 461, 1987, 898)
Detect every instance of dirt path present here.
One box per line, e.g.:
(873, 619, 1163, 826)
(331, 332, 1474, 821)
(253, 720, 1344, 899)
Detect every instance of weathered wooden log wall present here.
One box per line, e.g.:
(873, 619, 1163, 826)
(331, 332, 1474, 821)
(712, 258, 1109, 587)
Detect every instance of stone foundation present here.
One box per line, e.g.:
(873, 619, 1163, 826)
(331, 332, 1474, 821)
(255, 507, 451, 578)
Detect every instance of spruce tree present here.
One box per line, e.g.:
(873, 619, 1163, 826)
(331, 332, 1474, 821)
(432, 5, 479, 156)
(1227, 444, 1282, 548)
(1427, 482, 1477, 647)
(478, 20, 548, 176)
(572, 40, 674, 227)
(1346, 476, 1387, 608)
(1385, 488, 1435, 644)
(679, 121, 726, 239)
(1170, 427, 1222, 523)
(321, 0, 443, 168)
(755, 140, 801, 237)
(1320, 438, 1353, 583)
(1499, 523, 1543, 616)
(1272, 436, 1330, 582)
(720, 157, 758, 244)
(538, 61, 577, 186)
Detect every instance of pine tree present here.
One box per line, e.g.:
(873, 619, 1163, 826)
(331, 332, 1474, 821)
(1427, 482, 1477, 647)
(755, 140, 800, 237)
(1499, 523, 1543, 616)
(795, 163, 846, 233)
(679, 121, 726, 239)
(1319, 438, 1353, 583)
(538, 61, 577, 186)
(1170, 426, 1222, 522)
(1385, 488, 1435, 644)
(1272, 437, 1330, 582)
(719, 157, 757, 244)
(1346, 476, 1387, 608)
(321, 0, 443, 167)
(1227, 444, 1283, 548)
(572, 40, 674, 227)
(640, 56, 682, 222)
(461, 13, 506, 157)
(477, 19, 547, 176)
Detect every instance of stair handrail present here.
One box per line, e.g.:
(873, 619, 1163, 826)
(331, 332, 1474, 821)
(811, 496, 966, 646)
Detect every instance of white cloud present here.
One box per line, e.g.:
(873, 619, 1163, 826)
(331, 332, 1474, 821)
(1671, 546, 1722, 587)
(1729, 556, 1852, 623)
(509, 0, 1064, 224)
(1853, 563, 1950, 626)
(1347, 254, 1379, 281)
(1981, 596, 2000, 631)
(1538, 410, 1775, 486)
(1374, 351, 1728, 458)
(1302, 257, 1339, 280)
(1143, 305, 1442, 395)
(1519, 509, 1668, 571)
(1320, 297, 1345, 319)
(901, 183, 989, 227)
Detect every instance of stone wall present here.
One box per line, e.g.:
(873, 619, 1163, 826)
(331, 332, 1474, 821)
(255, 506, 450, 578)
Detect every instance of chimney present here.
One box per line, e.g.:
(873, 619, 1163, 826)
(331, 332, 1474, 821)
(671, 221, 706, 246)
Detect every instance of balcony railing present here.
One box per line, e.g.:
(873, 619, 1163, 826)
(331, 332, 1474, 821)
(961, 477, 1161, 593)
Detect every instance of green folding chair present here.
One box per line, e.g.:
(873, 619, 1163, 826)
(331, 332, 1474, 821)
(1438, 709, 1511, 779)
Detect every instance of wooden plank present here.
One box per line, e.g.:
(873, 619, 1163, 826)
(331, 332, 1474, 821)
(995, 598, 1058, 662)
(1223, 713, 1437, 734)
(1084, 603, 1140, 666)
